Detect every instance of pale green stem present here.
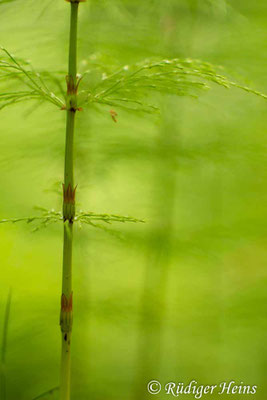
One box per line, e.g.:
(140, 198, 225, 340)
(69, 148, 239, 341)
(60, 2, 79, 400)
(64, 1, 78, 189)
(60, 224, 73, 400)
(64, 111, 75, 188)
(0, 289, 12, 400)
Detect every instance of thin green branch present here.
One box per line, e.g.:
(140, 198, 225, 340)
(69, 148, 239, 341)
(0, 209, 144, 233)
(0, 47, 64, 109)
(32, 386, 59, 400)
(78, 57, 267, 113)
(76, 211, 145, 224)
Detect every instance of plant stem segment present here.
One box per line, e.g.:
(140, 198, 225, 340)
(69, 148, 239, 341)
(0, 289, 12, 400)
(60, 2, 80, 400)
(60, 224, 73, 400)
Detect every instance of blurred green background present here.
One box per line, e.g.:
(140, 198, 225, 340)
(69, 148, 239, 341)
(0, 0, 266, 399)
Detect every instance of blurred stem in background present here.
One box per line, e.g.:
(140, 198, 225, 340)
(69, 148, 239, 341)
(134, 103, 178, 398)
(135, 3, 200, 395)
(60, 1, 82, 399)
(0, 289, 12, 400)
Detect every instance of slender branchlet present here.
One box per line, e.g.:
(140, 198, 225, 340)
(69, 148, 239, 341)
(60, 1, 84, 399)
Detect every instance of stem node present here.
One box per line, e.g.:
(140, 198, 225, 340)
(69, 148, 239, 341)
(60, 293, 73, 333)
(63, 184, 76, 222)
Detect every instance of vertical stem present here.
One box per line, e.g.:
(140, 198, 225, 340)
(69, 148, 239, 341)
(60, 224, 73, 400)
(64, 1, 78, 190)
(64, 111, 75, 189)
(60, 2, 80, 400)
(0, 289, 12, 400)
(68, 2, 78, 84)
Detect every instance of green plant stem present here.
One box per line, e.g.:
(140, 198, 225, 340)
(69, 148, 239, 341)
(0, 289, 12, 400)
(68, 3, 78, 84)
(64, 111, 75, 188)
(60, 2, 79, 400)
(60, 224, 73, 400)
(64, 1, 78, 189)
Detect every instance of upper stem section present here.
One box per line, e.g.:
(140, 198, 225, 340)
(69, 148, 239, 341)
(68, 3, 78, 83)
(63, 1, 79, 221)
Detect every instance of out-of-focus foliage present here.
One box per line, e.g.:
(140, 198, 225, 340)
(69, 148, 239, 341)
(0, 0, 16, 4)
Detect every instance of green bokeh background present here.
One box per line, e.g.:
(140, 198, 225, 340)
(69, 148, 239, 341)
(0, 1, 266, 399)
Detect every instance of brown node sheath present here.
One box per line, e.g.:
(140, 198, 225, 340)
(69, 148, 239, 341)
(63, 184, 77, 205)
(61, 293, 73, 313)
(65, 75, 83, 112)
(66, 75, 82, 95)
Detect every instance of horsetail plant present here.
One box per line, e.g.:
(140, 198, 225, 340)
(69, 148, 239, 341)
(60, 1, 81, 399)
(0, 1, 267, 400)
